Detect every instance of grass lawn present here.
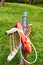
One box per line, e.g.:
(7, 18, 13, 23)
(35, 4, 43, 8)
(0, 2, 43, 65)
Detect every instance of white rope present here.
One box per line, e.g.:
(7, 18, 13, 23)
(19, 30, 37, 64)
(20, 36, 37, 64)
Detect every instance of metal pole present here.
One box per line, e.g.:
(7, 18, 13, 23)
(20, 12, 27, 65)
(22, 12, 27, 34)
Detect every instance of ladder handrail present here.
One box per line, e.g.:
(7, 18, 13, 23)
(6, 28, 23, 35)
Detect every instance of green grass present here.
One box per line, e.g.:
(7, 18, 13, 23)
(0, 2, 43, 65)
(35, 4, 43, 8)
